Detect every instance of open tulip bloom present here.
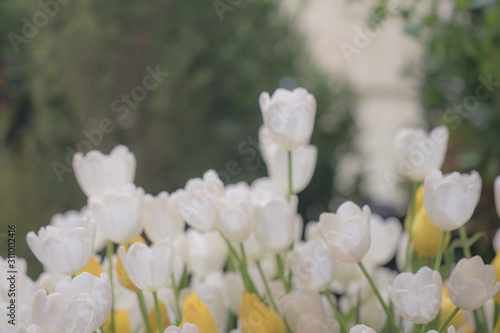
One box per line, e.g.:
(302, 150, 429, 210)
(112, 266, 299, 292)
(19, 87, 500, 333)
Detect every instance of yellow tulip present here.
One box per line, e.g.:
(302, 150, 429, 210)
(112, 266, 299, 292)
(412, 206, 451, 257)
(116, 236, 147, 292)
(491, 251, 500, 304)
(440, 285, 467, 330)
(238, 292, 287, 333)
(103, 310, 133, 333)
(77, 256, 104, 277)
(181, 291, 219, 333)
(148, 299, 171, 333)
(404, 184, 424, 230)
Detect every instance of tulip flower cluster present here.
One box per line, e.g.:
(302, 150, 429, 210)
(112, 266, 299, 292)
(8, 87, 500, 333)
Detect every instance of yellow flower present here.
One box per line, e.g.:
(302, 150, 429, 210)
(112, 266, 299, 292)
(181, 291, 219, 333)
(491, 251, 500, 304)
(404, 184, 424, 230)
(116, 236, 147, 292)
(76, 256, 104, 277)
(238, 292, 287, 333)
(440, 285, 468, 330)
(412, 206, 451, 257)
(103, 310, 133, 333)
(148, 299, 171, 333)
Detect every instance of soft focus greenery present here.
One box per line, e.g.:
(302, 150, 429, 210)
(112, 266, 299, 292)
(369, 0, 500, 259)
(0, 0, 356, 278)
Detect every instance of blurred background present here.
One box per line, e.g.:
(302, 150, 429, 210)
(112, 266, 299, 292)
(0, 0, 499, 279)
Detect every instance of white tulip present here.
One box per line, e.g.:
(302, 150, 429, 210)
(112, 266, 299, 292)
(448, 256, 500, 310)
(217, 184, 253, 243)
(297, 314, 340, 333)
(288, 240, 336, 291)
(388, 267, 442, 324)
(254, 195, 297, 254)
(72, 144, 136, 198)
(142, 191, 185, 243)
(318, 201, 371, 264)
(171, 170, 224, 231)
(423, 170, 481, 231)
(427, 327, 456, 333)
(284, 290, 327, 332)
(88, 184, 144, 244)
(184, 229, 228, 279)
(164, 323, 199, 333)
(394, 126, 448, 181)
(54, 272, 112, 331)
(363, 214, 402, 268)
(495, 175, 500, 218)
(260, 126, 317, 194)
(349, 324, 377, 333)
(259, 87, 316, 151)
(118, 239, 174, 292)
(27, 218, 96, 276)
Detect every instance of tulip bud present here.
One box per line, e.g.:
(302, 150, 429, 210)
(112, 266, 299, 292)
(411, 206, 451, 257)
(238, 292, 287, 333)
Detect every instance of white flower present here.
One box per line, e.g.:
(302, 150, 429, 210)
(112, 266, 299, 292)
(318, 201, 371, 264)
(259, 87, 316, 151)
(495, 175, 500, 218)
(217, 184, 253, 243)
(88, 184, 144, 244)
(27, 218, 96, 276)
(54, 272, 112, 331)
(259, 126, 317, 194)
(118, 239, 174, 292)
(448, 256, 500, 310)
(164, 323, 199, 333)
(387, 267, 442, 324)
(288, 240, 337, 291)
(171, 170, 224, 232)
(349, 324, 377, 333)
(297, 314, 340, 333)
(183, 229, 228, 279)
(423, 170, 481, 231)
(394, 126, 448, 181)
(72, 145, 136, 198)
(284, 290, 332, 333)
(363, 214, 402, 268)
(30, 274, 111, 333)
(427, 326, 456, 333)
(254, 195, 297, 254)
(142, 191, 185, 243)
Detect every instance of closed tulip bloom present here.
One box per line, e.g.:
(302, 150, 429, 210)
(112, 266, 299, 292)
(363, 214, 402, 268)
(259, 87, 316, 151)
(394, 126, 448, 181)
(423, 170, 481, 231)
(349, 325, 377, 333)
(427, 327, 456, 333)
(440, 285, 468, 330)
(217, 184, 253, 243)
(318, 201, 371, 264)
(495, 176, 500, 218)
(284, 290, 329, 333)
(297, 315, 340, 333)
(184, 229, 228, 279)
(254, 195, 297, 254)
(239, 292, 287, 333)
(164, 323, 200, 333)
(54, 272, 112, 331)
(388, 267, 443, 324)
(181, 291, 219, 333)
(288, 240, 337, 291)
(26, 218, 96, 276)
(73, 144, 136, 198)
(89, 184, 144, 244)
(142, 191, 185, 243)
(411, 206, 451, 257)
(118, 239, 174, 292)
(260, 126, 317, 194)
(448, 256, 500, 310)
(171, 170, 224, 232)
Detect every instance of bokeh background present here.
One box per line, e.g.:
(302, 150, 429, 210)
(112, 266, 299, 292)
(0, 0, 499, 279)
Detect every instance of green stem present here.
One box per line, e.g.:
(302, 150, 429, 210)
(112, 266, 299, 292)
(420, 324, 427, 333)
(275, 253, 290, 293)
(256, 261, 278, 311)
(287, 150, 293, 201)
(171, 273, 182, 326)
(434, 231, 448, 271)
(404, 181, 420, 272)
(325, 290, 348, 333)
(480, 307, 489, 331)
(358, 261, 399, 333)
(239, 243, 260, 295)
(152, 291, 163, 333)
(495, 303, 500, 327)
(458, 226, 472, 258)
(137, 290, 152, 333)
(106, 240, 116, 333)
(437, 307, 460, 333)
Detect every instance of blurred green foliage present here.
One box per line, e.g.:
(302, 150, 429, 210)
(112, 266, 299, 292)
(369, 0, 500, 259)
(0, 0, 356, 277)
